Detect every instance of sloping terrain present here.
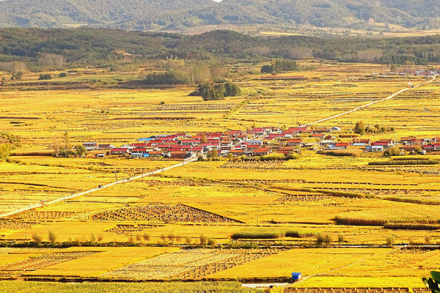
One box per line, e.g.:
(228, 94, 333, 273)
(0, 0, 439, 30)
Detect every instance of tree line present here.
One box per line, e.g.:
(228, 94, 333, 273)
(2, 28, 440, 68)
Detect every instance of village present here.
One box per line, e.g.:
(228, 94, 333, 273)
(81, 126, 440, 160)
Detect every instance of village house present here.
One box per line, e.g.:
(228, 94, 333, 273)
(286, 139, 302, 147)
(98, 144, 115, 150)
(279, 147, 295, 155)
(352, 139, 371, 145)
(319, 140, 336, 148)
(180, 140, 200, 146)
(246, 140, 263, 146)
(423, 143, 440, 152)
(110, 148, 129, 155)
(371, 145, 384, 152)
(400, 137, 422, 145)
(371, 142, 392, 150)
(83, 142, 98, 151)
(252, 148, 272, 156)
(311, 133, 325, 139)
(327, 143, 349, 150)
(229, 149, 245, 156)
(314, 128, 332, 134)
(167, 151, 188, 159)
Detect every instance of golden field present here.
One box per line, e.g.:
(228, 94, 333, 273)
(1, 63, 440, 289)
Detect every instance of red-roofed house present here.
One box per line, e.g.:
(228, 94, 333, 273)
(252, 148, 272, 156)
(326, 143, 349, 150)
(379, 139, 393, 144)
(132, 148, 148, 153)
(288, 127, 307, 133)
(287, 139, 302, 146)
(180, 140, 200, 146)
(229, 150, 245, 156)
(132, 142, 147, 147)
(423, 143, 440, 152)
(149, 140, 163, 145)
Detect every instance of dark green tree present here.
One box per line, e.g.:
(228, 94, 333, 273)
(224, 82, 241, 97)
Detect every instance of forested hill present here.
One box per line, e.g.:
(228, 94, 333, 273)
(0, 0, 440, 31)
(1, 28, 440, 66)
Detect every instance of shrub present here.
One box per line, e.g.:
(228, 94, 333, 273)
(199, 234, 208, 245)
(386, 236, 394, 247)
(323, 235, 333, 247)
(38, 74, 52, 80)
(315, 234, 324, 247)
(48, 231, 57, 246)
(354, 121, 365, 135)
(167, 232, 175, 244)
(425, 235, 432, 244)
(207, 238, 216, 246)
(32, 233, 42, 246)
(383, 147, 402, 157)
(90, 234, 97, 246)
(0, 144, 12, 161)
(338, 234, 345, 243)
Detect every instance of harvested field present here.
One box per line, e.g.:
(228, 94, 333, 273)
(105, 224, 163, 234)
(0, 251, 97, 276)
(103, 248, 282, 280)
(7, 211, 76, 221)
(0, 221, 34, 230)
(276, 194, 332, 203)
(220, 160, 286, 170)
(91, 204, 241, 223)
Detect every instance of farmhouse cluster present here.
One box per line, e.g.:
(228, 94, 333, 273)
(82, 126, 440, 159)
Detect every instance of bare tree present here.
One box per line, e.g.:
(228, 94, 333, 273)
(38, 53, 65, 67)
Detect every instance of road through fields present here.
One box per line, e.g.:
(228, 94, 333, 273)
(0, 157, 198, 219)
(301, 76, 437, 127)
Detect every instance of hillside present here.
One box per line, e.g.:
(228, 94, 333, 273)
(1, 28, 440, 66)
(0, 0, 439, 31)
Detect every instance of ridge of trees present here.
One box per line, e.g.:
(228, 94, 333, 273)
(1, 28, 440, 69)
(0, 0, 439, 31)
